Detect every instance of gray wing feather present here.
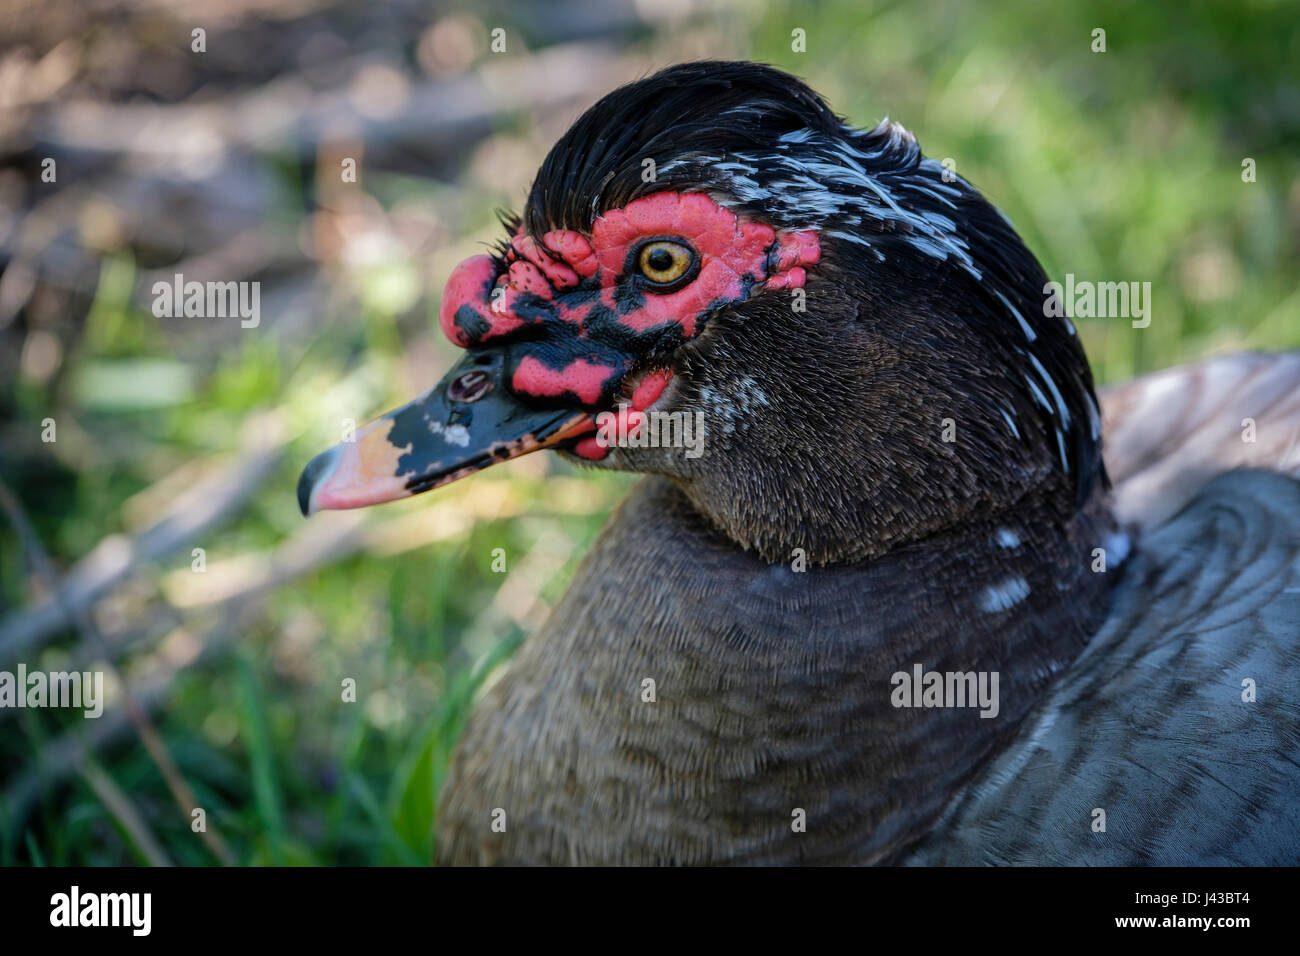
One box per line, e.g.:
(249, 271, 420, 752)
(910, 470, 1300, 865)
(1101, 352, 1300, 529)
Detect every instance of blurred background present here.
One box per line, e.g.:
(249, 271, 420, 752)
(0, 0, 1296, 865)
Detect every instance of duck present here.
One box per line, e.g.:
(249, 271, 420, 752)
(297, 61, 1300, 865)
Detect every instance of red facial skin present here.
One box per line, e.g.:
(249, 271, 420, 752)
(437, 191, 820, 457)
(512, 355, 611, 406)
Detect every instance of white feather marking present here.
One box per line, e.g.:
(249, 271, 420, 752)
(1026, 352, 1072, 428)
(998, 407, 1021, 438)
(995, 528, 1021, 549)
(1102, 529, 1131, 568)
(979, 576, 1031, 613)
(994, 289, 1036, 342)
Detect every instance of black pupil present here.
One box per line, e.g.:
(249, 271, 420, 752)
(646, 248, 675, 273)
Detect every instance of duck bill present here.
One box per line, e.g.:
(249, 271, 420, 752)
(298, 352, 590, 516)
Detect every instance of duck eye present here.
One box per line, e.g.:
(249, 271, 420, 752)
(635, 239, 696, 290)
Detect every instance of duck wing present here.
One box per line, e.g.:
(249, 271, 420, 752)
(908, 356, 1300, 867)
(1102, 351, 1300, 529)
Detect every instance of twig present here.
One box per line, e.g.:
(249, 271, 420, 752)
(77, 760, 174, 867)
(0, 474, 606, 822)
(0, 413, 284, 663)
(0, 478, 236, 865)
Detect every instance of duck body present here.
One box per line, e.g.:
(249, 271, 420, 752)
(436, 477, 1120, 865)
(436, 466, 1300, 866)
(296, 62, 1300, 866)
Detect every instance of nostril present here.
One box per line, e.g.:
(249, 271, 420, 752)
(448, 369, 494, 403)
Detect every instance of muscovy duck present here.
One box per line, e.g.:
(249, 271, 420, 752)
(298, 61, 1300, 865)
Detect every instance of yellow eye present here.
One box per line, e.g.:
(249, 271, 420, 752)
(636, 240, 695, 288)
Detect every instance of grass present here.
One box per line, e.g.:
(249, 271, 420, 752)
(1, 0, 1297, 864)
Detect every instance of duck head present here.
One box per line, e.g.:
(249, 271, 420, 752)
(299, 61, 1107, 564)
